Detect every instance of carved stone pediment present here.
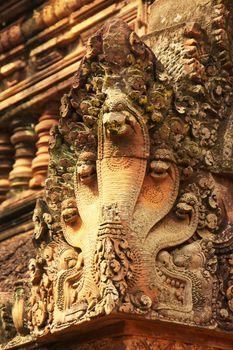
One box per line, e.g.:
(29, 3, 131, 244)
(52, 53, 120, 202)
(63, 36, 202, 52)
(24, 14, 233, 336)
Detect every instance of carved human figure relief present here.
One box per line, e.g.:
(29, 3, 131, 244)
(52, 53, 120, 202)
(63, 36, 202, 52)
(27, 16, 233, 335)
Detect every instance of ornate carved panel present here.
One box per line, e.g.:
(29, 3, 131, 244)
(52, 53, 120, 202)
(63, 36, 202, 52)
(23, 8, 233, 338)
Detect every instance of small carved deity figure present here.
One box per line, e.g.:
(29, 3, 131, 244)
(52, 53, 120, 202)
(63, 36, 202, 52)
(76, 151, 96, 185)
(33, 199, 52, 240)
(28, 258, 48, 332)
(61, 198, 79, 225)
(54, 247, 84, 324)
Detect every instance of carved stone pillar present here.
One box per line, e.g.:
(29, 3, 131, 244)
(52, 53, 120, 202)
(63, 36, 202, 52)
(29, 109, 58, 189)
(0, 130, 14, 203)
(9, 120, 36, 192)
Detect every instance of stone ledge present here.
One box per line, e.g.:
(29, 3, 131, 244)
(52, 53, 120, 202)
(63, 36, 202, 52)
(4, 315, 233, 350)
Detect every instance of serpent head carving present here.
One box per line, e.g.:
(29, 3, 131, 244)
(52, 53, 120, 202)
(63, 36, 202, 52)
(29, 16, 231, 333)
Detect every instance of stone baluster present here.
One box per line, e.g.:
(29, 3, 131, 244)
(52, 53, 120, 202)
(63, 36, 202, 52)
(29, 109, 58, 189)
(0, 130, 14, 203)
(9, 119, 36, 192)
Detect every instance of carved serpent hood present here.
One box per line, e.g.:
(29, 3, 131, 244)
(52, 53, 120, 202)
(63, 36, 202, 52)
(29, 16, 233, 335)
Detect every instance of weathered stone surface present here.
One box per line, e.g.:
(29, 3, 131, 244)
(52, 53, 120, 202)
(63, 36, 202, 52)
(4, 316, 233, 350)
(0, 292, 16, 345)
(0, 232, 36, 293)
(0, 1, 232, 349)
(146, 0, 233, 175)
(22, 6, 233, 339)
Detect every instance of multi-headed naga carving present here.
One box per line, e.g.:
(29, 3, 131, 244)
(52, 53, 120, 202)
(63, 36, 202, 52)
(28, 15, 233, 335)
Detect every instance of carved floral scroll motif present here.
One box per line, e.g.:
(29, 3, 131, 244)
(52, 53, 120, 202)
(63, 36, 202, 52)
(27, 14, 233, 336)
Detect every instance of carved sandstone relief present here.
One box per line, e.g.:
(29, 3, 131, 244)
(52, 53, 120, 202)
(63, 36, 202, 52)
(62, 336, 219, 350)
(26, 15, 233, 336)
